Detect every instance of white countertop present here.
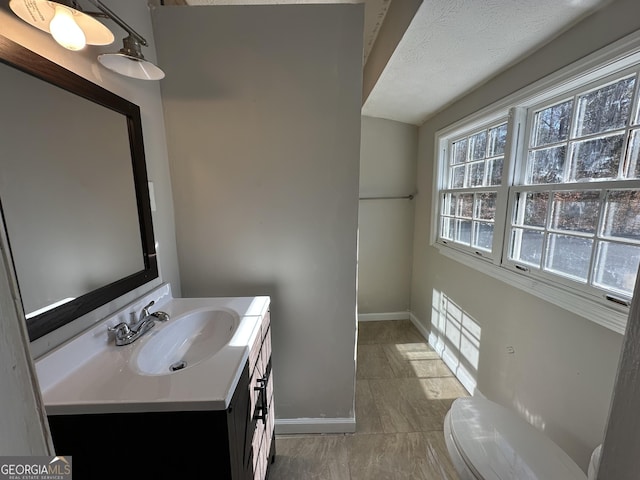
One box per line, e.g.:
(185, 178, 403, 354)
(35, 283, 270, 415)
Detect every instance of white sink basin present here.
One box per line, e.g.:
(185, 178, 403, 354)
(35, 284, 271, 414)
(133, 309, 239, 375)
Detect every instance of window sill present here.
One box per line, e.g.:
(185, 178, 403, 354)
(434, 242, 628, 334)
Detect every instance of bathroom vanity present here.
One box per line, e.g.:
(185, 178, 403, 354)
(36, 284, 275, 479)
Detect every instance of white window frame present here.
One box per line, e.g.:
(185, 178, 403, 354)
(437, 114, 513, 263)
(432, 30, 640, 334)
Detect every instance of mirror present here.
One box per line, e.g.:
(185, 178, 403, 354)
(0, 35, 158, 341)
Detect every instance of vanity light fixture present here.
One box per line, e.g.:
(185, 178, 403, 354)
(9, 0, 114, 50)
(9, 0, 165, 80)
(97, 34, 165, 81)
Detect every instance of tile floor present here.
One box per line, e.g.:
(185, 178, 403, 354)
(268, 320, 469, 479)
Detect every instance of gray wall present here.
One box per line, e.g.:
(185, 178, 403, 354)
(359, 116, 417, 315)
(411, 0, 640, 470)
(153, 5, 363, 424)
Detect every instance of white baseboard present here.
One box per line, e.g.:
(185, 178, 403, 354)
(275, 417, 356, 435)
(409, 312, 430, 341)
(455, 364, 477, 395)
(412, 311, 475, 396)
(358, 311, 410, 322)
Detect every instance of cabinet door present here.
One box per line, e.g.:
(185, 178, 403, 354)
(228, 362, 253, 480)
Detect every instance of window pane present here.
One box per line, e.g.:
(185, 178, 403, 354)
(526, 146, 566, 184)
(550, 191, 600, 234)
(469, 161, 485, 187)
(453, 139, 468, 165)
(575, 77, 635, 137)
(441, 217, 453, 240)
(594, 241, 640, 295)
(473, 222, 494, 251)
(469, 131, 488, 161)
(446, 194, 456, 216)
(515, 191, 548, 227)
(458, 194, 473, 218)
(455, 220, 472, 245)
(626, 129, 640, 178)
(510, 228, 544, 267)
(477, 192, 497, 220)
(487, 157, 503, 186)
(532, 100, 573, 147)
(488, 124, 508, 156)
(442, 193, 453, 216)
(545, 234, 592, 282)
(602, 190, 640, 240)
(571, 133, 624, 181)
(451, 165, 465, 188)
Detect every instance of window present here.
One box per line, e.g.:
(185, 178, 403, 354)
(507, 73, 640, 299)
(434, 36, 640, 331)
(440, 121, 508, 258)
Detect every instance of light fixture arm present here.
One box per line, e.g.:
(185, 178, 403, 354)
(83, 0, 148, 47)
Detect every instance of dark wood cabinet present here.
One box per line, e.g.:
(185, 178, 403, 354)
(48, 311, 275, 480)
(248, 311, 276, 479)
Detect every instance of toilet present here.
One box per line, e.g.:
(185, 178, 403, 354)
(444, 397, 602, 480)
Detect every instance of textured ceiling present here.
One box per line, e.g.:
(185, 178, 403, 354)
(163, 0, 610, 127)
(362, 0, 611, 125)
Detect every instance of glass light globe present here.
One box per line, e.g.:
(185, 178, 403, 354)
(49, 5, 86, 51)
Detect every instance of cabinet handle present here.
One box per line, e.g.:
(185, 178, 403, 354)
(254, 376, 268, 423)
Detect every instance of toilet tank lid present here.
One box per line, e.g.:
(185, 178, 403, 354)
(448, 397, 587, 480)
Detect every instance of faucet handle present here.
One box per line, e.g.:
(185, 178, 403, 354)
(150, 311, 170, 322)
(108, 322, 135, 346)
(141, 300, 155, 317)
(108, 322, 131, 335)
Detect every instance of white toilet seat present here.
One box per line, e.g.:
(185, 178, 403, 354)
(444, 411, 483, 480)
(444, 397, 588, 480)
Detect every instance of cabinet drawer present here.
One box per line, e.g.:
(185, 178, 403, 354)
(265, 392, 275, 456)
(266, 367, 274, 405)
(248, 336, 262, 378)
(254, 435, 268, 480)
(261, 311, 271, 340)
(252, 419, 264, 470)
(260, 328, 271, 372)
(250, 370, 260, 417)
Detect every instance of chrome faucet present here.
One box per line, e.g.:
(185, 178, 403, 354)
(108, 300, 170, 346)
